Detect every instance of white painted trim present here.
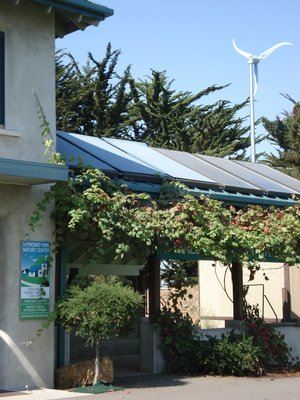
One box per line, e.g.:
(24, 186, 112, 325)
(0, 128, 21, 138)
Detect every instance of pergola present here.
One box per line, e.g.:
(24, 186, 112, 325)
(56, 131, 300, 365)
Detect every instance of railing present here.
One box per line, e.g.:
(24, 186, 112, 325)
(264, 294, 278, 323)
(245, 283, 278, 323)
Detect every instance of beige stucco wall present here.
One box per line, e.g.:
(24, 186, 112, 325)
(290, 266, 300, 320)
(0, 1, 56, 391)
(198, 261, 297, 328)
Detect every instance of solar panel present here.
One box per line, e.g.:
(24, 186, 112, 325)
(57, 132, 300, 199)
(234, 161, 300, 195)
(155, 148, 262, 193)
(57, 132, 162, 178)
(104, 138, 218, 186)
(57, 134, 117, 173)
(197, 155, 297, 196)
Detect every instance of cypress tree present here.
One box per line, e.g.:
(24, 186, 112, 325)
(262, 94, 300, 178)
(56, 45, 253, 159)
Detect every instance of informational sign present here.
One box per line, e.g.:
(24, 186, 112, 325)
(20, 241, 51, 320)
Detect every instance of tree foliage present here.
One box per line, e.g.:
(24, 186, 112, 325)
(56, 44, 252, 158)
(57, 276, 142, 344)
(57, 275, 142, 384)
(262, 94, 300, 178)
(56, 44, 132, 138)
(128, 71, 251, 158)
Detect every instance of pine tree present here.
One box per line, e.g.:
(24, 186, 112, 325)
(262, 94, 300, 178)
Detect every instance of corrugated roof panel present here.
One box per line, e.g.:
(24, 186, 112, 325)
(57, 132, 162, 177)
(104, 138, 218, 186)
(197, 155, 297, 196)
(233, 161, 300, 194)
(155, 148, 263, 193)
(57, 134, 117, 173)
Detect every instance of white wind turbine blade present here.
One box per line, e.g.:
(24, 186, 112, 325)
(253, 63, 258, 96)
(258, 42, 292, 60)
(232, 38, 252, 59)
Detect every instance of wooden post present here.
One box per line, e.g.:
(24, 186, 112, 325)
(148, 254, 161, 323)
(231, 261, 244, 320)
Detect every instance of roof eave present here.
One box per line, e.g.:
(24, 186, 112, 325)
(30, 0, 113, 37)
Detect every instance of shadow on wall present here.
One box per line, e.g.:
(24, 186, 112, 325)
(0, 330, 46, 388)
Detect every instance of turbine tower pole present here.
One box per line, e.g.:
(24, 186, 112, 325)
(232, 39, 292, 164)
(249, 60, 256, 163)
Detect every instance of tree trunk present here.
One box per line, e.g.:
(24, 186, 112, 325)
(93, 340, 100, 385)
(231, 261, 244, 320)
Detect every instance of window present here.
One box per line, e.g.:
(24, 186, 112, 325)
(0, 31, 4, 126)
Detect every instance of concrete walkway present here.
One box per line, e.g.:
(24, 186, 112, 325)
(2, 375, 300, 400)
(0, 388, 89, 400)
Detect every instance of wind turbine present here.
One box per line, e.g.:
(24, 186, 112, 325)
(232, 39, 292, 162)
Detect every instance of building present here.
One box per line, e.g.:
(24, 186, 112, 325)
(1, 0, 299, 391)
(0, 0, 113, 391)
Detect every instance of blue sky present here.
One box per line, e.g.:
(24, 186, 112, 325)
(58, 0, 300, 155)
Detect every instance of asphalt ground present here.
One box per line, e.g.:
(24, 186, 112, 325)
(58, 374, 300, 400)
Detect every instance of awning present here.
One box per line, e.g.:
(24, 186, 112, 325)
(0, 158, 68, 186)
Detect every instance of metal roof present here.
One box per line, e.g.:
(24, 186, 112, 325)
(57, 132, 300, 206)
(29, 0, 114, 37)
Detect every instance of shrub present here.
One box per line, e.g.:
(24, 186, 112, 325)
(246, 320, 291, 366)
(160, 307, 200, 374)
(199, 333, 263, 376)
(160, 306, 292, 377)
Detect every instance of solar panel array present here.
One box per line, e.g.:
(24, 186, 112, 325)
(57, 132, 300, 198)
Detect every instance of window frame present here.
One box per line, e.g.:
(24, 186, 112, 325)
(0, 31, 5, 126)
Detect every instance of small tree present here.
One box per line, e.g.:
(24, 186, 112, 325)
(57, 276, 143, 385)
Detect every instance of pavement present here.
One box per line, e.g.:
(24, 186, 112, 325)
(0, 388, 88, 399)
(1, 374, 300, 400)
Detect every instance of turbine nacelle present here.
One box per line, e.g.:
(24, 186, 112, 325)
(248, 56, 260, 65)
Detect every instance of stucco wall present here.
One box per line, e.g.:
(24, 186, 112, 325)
(0, 1, 55, 162)
(0, 185, 55, 390)
(289, 266, 300, 320)
(0, 1, 56, 391)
